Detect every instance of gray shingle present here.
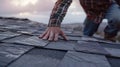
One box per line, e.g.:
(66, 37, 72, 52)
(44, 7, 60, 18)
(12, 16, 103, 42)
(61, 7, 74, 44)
(45, 40, 77, 51)
(1, 17, 120, 67)
(0, 31, 20, 41)
(2, 34, 32, 43)
(105, 48, 120, 57)
(17, 29, 38, 35)
(8, 48, 66, 67)
(0, 43, 33, 67)
(65, 36, 81, 41)
(107, 57, 120, 67)
(0, 25, 22, 31)
(74, 41, 110, 55)
(58, 51, 111, 67)
(100, 43, 120, 49)
(80, 36, 120, 44)
(65, 33, 82, 37)
(14, 36, 49, 47)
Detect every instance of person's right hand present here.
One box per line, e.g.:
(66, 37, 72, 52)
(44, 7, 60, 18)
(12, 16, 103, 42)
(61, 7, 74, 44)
(39, 27, 68, 41)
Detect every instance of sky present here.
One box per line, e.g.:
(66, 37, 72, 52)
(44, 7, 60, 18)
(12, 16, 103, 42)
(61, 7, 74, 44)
(0, 0, 86, 24)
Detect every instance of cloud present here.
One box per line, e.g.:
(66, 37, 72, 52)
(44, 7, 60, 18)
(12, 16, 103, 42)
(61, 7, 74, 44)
(0, 0, 86, 23)
(0, 0, 55, 15)
(0, 0, 84, 14)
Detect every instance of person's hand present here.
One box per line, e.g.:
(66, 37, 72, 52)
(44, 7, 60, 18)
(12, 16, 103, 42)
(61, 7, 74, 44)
(39, 27, 68, 41)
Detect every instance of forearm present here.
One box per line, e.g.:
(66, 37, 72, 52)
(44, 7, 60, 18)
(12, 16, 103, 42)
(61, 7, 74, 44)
(48, 0, 72, 27)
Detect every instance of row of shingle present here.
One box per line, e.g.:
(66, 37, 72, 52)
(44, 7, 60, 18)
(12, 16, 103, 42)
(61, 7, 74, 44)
(0, 18, 120, 67)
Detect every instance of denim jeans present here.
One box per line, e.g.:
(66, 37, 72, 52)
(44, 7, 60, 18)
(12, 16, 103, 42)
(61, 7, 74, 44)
(83, 3, 120, 37)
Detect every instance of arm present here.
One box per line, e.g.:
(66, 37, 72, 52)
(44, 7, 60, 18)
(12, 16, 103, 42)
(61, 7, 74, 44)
(48, 0, 72, 27)
(40, 0, 72, 41)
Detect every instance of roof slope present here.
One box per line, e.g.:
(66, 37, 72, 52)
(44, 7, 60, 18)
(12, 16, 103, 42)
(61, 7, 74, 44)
(0, 17, 120, 67)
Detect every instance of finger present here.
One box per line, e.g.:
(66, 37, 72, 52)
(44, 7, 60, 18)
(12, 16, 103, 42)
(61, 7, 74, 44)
(48, 31, 54, 41)
(43, 30, 50, 40)
(54, 33, 59, 41)
(60, 31, 68, 40)
(39, 30, 48, 38)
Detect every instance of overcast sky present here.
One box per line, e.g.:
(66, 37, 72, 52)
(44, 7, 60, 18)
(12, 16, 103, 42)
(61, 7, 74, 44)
(0, 0, 86, 24)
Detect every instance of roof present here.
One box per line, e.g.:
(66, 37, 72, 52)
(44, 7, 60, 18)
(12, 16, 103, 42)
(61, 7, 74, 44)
(0, 17, 120, 67)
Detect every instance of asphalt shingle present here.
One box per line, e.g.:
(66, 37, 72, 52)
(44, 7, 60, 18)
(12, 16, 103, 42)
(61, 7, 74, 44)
(8, 48, 66, 67)
(0, 17, 120, 67)
(58, 51, 111, 67)
(74, 41, 110, 55)
(0, 31, 20, 41)
(14, 36, 49, 47)
(105, 48, 120, 57)
(0, 43, 33, 67)
(2, 34, 32, 43)
(45, 40, 77, 51)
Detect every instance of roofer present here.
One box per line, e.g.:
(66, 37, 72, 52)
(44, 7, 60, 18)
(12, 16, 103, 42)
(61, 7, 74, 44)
(39, 0, 120, 42)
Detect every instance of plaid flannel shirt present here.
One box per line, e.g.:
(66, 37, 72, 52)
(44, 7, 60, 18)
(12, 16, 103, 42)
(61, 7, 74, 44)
(80, 0, 112, 24)
(48, 0, 112, 27)
(48, 0, 72, 27)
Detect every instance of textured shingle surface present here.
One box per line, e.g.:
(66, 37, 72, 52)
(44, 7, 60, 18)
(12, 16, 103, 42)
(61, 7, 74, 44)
(0, 17, 120, 67)
(58, 51, 111, 67)
(74, 41, 110, 55)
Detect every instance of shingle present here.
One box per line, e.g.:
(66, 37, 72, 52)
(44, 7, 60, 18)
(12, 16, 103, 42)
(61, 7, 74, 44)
(107, 57, 120, 67)
(8, 48, 66, 67)
(0, 23, 38, 35)
(0, 43, 33, 67)
(100, 42, 120, 49)
(1, 17, 120, 67)
(2, 34, 32, 43)
(58, 51, 111, 67)
(45, 40, 77, 51)
(67, 36, 82, 41)
(14, 36, 49, 47)
(59, 36, 81, 41)
(0, 31, 20, 41)
(80, 36, 119, 44)
(65, 33, 82, 37)
(74, 41, 110, 55)
(0, 28, 6, 32)
(17, 29, 38, 35)
(105, 48, 120, 57)
(31, 30, 44, 36)
(0, 25, 22, 31)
